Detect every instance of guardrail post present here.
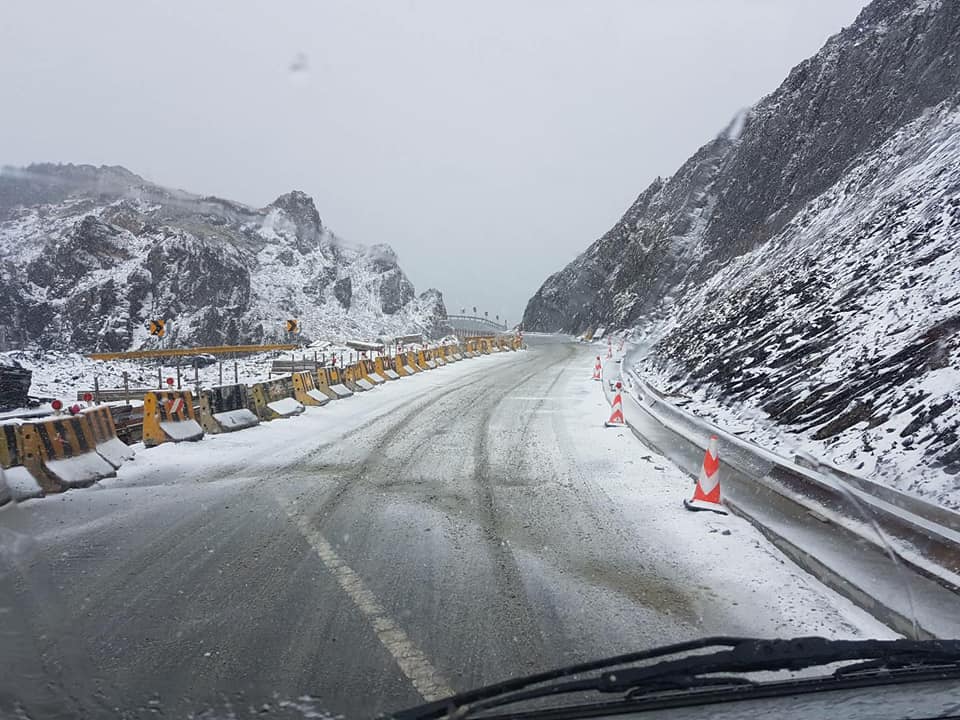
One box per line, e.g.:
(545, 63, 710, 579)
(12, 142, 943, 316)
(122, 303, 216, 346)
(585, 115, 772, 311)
(93, 374, 101, 405)
(176, 358, 182, 389)
(219, 360, 223, 386)
(123, 371, 130, 403)
(233, 361, 239, 385)
(194, 362, 199, 387)
(157, 367, 162, 389)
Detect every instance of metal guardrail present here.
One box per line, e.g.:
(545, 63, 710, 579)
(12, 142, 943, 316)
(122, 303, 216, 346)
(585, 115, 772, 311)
(270, 361, 321, 374)
(628, 369, 960, 588)
(87, 343, 299, 361)
(446, 314, 509, 331)
(609, 347, 960, 639)
(76, 388, 156, 403)
(795, 454, 960, 536)
(632, 370, 960, 560)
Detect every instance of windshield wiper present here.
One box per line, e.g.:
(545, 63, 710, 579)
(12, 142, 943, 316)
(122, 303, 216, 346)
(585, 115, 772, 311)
(387, 636, 960, 720)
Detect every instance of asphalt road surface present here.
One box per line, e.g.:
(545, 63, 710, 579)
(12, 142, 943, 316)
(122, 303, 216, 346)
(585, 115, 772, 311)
(0, 340, 888, 719)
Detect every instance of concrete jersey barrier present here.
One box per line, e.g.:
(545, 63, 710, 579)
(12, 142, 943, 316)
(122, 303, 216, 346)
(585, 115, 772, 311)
(291, 371, 331, 407)
(375, 357, 400, 381)
(0, 423, 22, 471)
(0, 422, 42, 499)
(346, 364, 376, 391)
(360, 360, 385, 385)
(337, 365, 366, 392)
(200, 384, 261, 433)
(395, 354, 417, 376)
(320, 367, 355, 398)
(143, 391, 205, 447)
(312, 369, 344, 400)
(250, 376, 306, 420)
(416, 350, 432, 370)
(82, 405, 135, 469)
(17, 414, 117, 492)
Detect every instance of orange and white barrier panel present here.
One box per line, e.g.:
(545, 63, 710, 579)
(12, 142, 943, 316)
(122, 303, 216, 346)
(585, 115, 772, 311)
(605, 382, 626, 427)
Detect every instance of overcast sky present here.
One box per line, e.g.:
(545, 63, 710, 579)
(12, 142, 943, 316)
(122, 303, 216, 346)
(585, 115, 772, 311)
(1, 1, 867, 324)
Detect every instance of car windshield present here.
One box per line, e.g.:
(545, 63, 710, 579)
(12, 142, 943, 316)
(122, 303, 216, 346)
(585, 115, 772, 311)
(2, 1, 960, 719)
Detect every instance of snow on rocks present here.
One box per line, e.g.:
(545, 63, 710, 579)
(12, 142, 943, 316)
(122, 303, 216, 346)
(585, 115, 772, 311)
(0, 164, 452, 352)
(641, 101, 960, 510)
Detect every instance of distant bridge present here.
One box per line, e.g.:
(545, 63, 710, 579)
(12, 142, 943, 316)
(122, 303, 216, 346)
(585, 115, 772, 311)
(446, 314, 511, 339)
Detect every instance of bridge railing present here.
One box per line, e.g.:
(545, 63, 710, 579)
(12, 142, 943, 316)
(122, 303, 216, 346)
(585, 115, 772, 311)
(446, 315, 509, 332)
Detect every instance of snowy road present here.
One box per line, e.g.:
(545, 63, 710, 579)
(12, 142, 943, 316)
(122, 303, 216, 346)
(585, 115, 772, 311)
(0, 340, 892, 719)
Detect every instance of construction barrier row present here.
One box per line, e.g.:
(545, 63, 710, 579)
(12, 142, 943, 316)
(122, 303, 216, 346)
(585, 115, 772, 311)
(1, 340, 523, 498)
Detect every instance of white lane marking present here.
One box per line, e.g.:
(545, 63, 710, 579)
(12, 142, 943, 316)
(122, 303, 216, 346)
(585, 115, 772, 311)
(282, 503, 454, 702)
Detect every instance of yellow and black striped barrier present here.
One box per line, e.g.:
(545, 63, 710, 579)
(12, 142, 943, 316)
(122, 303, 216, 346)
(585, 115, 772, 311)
(82, 405, 135, 469)
(143, 390, 204, 447)
(0, 423, 23, 471)
(17, 414, 117, 493)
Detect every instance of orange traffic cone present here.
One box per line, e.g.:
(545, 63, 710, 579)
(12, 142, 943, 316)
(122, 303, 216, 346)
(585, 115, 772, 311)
(592, 356, 602, 381)
(605, 382, 625, 427)
(684, 435, 727, 514)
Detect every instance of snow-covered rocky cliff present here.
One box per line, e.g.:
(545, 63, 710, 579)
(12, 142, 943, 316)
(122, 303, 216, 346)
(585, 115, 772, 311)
(0, 164, 450, 351)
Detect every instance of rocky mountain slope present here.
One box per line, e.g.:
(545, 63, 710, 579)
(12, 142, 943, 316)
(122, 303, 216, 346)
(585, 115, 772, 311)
(0, 164, 450, 351)
(524, 0, 960, 505)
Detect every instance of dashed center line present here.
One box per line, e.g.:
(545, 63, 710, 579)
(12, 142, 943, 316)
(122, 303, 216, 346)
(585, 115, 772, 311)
(281, 500, 454, 702)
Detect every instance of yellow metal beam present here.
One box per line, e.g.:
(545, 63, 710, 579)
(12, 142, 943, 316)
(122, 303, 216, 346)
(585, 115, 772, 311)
(87, 344, 299, 361)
